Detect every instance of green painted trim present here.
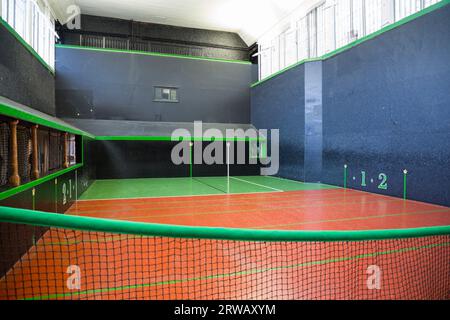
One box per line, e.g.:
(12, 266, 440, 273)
(189, 143, 193, 178)
(251, 0, 450, 88)
(0, 101, 95, 138)
(403, 171, 408, 200)
(95, 136, 263, 142)
(0, 206, 448, 242)
(0, 18, 54, 75)
(0, 164, 82, 201)
(344, 165, 348, 189)
(22, 240, 450, 300)
(56, 44, 252, 65)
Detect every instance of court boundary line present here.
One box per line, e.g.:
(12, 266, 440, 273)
(77, 191, 284, 202)
(77, 176, 337, 201)
(70, 192, 394, 215)
(75, 187, 348, 203)
(77, 197, 407, 220)
(93, 208, 450, 228)
(251, 208, 450, 230)
(229, 177, 284, 192)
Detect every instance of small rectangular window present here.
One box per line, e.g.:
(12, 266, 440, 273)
(154, 87, 179, 103)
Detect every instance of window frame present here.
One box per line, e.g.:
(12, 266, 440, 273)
(153, 86, 180, 104)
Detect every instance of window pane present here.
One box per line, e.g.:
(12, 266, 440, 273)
(170, 89, 177, 101)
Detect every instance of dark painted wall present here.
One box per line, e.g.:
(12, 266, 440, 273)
(251, 65, 306, 181)
(93, 140, 260, 179)
(322, 4, 450, 206)
(0, 21, 55, 115)
(93, 141, 189, 179)
(55, 47, 253, 123)
(59, 14, 250, 61)
(251, 5, 450, 206)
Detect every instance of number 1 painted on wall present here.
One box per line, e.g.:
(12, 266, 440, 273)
(361, 171, 367, 187)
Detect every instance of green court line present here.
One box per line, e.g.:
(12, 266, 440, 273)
(79, 178, 224, 200)
(0, 164, 82, 201)
(230, 176, 283, 192)
(253, 208, 450, 230)
(95, 136, 263, 142)
(56, 44, 252, 65)
(72, 196, 404, 221)
(21, 241, 450, 300)
(0, 18, 54, 74)
(251, 0, 450, 88)
(248, 176, 339, 191)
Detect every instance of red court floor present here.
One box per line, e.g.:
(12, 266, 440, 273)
(68, 189, 450, 230)
(1, 189, 449, 300)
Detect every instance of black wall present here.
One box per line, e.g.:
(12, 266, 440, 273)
(93, 140, 260, 179)
(322, 4, 450, 207)
(0, 21, 55, 115)
(251, 64, 306, 181)
(55, 47, 253, 123)
(59, 14, 250, 61)
(251, 4, 450, 206)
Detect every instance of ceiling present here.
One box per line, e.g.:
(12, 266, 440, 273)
(48, 0, 316, 45)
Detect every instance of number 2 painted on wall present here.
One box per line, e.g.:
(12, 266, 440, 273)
(378, 173, 388, 190)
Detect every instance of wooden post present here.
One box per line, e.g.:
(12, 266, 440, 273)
(9, 120, 21, 187)
(31, 125, 40, 179)
(63, 132, 69, 168)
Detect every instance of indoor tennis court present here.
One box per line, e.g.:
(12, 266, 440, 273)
(1, 0, 450, 303)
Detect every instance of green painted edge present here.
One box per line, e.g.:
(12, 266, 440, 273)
(403, 171, 408, 200)
(0, 164, 82, 201)
(189, 143, 193, 178)
(0, 17, 55, 75)
(95, 136, 264, 142)
(56, 44, 252, 65)
(0, 206, 448, 242)
(251, 0, 450, 88)
(0, 102, 95, 138)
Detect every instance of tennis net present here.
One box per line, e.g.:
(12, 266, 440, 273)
(0, 206, 449, 300)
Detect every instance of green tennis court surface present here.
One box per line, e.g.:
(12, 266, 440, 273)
(79, 176, 339, 200)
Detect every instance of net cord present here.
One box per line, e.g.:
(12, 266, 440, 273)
(0, 206, 449, 242)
